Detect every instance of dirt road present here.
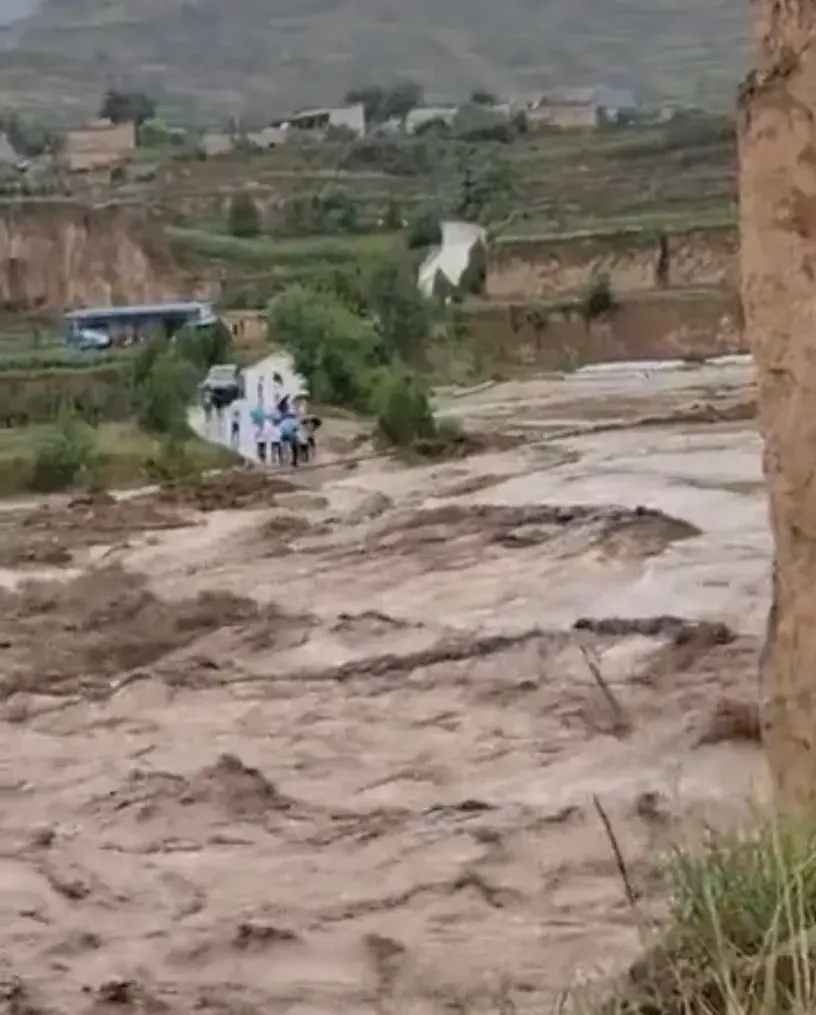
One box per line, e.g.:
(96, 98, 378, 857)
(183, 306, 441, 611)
(0, 359, 768, 1014)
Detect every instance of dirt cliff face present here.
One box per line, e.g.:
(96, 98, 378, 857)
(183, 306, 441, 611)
(0, 201, 178, 311)
(468, 290, 744, 371)
(739, 0, 816, 811)
(488, 227, 738, 300)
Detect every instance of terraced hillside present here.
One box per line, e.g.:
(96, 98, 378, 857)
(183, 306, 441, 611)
(0, 0, 749, 120)
(137, 119, 740, 364)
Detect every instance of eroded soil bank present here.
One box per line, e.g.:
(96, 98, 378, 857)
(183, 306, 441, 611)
(0, 359, 768, 1014)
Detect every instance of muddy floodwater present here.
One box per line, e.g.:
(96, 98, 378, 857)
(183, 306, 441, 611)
(0, 357, 769, 1014)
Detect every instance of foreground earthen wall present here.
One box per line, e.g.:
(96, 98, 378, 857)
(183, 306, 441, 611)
(740, 0, 816, 810)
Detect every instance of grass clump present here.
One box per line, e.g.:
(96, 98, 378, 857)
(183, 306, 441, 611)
(606, 821, 816, 1015)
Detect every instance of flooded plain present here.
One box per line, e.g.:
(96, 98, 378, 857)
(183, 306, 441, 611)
(0, 357, 769, 1014)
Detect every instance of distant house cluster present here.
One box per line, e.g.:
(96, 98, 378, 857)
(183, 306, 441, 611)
(521, 86, 638, 129)
(10, 80, 653, 182)
(217, 84, 640, 151)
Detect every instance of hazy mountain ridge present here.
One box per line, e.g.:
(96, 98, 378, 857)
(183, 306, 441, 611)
(0, 0, 750, 122)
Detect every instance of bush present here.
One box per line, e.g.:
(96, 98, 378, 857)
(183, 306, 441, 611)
(456, 154, 518, 223)
(453, 103, 514, 143)
(284, 187, 360, 237)
(29, 414, 96, 492)
(371, 366, 437, 448)
(227, 192, 262, 238)
(582, 273, 617, 323)
(338, 136, 433, 176)
(314, 186, 358, 234)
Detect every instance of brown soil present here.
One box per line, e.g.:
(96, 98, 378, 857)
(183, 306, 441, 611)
(150, 469, 297, 512)
(0, 492, 190, 568)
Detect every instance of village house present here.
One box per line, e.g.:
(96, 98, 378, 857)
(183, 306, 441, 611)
(524, 85, 637, 130)
(62, 118, 136, 171)
(268, 103, 366, 138)
(403, 105, 459, 134)
(526, 88, 601, 129)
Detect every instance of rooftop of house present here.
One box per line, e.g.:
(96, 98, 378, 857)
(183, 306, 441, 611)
(535, 85, 637, 108)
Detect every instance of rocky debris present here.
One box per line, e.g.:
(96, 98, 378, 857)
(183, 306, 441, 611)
(573, 615, 735, 645)
(232, 920, 299, 950)
(92, 754, 296, 829)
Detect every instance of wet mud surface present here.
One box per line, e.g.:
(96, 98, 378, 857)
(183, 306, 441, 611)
(0, 361, 770, 1014)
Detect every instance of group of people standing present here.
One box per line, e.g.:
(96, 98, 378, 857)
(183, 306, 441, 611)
(230, 371, 317, 468)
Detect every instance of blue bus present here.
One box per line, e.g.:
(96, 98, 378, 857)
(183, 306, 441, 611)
(63, 300, 218, 349)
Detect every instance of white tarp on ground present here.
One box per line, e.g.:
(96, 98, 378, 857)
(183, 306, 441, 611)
(417, 220, 488, 298)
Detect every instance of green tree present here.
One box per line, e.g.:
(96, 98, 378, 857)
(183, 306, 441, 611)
(268, 286, 381, 409)
(455, 151, 518, 223)
(344, 81, 423, 125)
(173, 320, 234, 371)
(227, 191, 261, 238)
(134, 352, 199, 435)
(0, 112, 63, 158)
(99, 88, 156, 127)
(454, 104, 514, 143)
(405, 206, 443, 249)
(311, 266, 369, 317)
(365, 257, 433, 363)
(470, 89, 498, 105)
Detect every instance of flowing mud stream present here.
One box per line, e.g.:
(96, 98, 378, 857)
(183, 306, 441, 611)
(0, 358, 769, 1014)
